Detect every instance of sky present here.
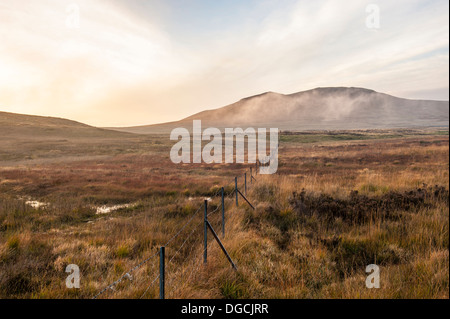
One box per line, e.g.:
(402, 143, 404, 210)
(0, 0, 448, 127)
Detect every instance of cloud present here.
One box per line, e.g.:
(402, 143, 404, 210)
(0, 0, 188, 121)
(0, 0, 448, 126)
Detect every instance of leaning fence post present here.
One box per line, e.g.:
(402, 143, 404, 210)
(235, 177, 238, 207)
(250, 167, 253, 184)
(204, 200, 208, 264)
(205, 220, 237, 271)
(159, 246, 165, 300)
(245, 173, 247, 195)
(221, 187, 225, 237)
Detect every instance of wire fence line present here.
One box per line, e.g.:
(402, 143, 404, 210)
(167, 236, 217, 299)
(139, 273, 160, 299)
(168, 223, 203, 265)
(207, 203, 222, 218)
(164, 204, 203, 248)
(139, 227, 205, 300)
(92, 166, 261, 299)
(92, 205, 202, 299)
(93, 207, 203, 299)
(92, 250, 160, 299)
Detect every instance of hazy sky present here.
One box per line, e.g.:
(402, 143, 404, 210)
(0, 0, 448, 127)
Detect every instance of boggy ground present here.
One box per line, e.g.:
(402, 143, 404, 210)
(0, 130, 448, 299)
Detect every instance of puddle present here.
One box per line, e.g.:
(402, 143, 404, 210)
(24, 199, 49, 209)
(189, 197, 212, 202)
(20, 196, 137, 215)
(95, 203, 136, 215)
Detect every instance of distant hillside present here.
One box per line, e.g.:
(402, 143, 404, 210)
(0, 111, 133, 139)
(110, 87, 449, 133)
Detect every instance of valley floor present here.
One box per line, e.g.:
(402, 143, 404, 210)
(0, 129, 448, 299)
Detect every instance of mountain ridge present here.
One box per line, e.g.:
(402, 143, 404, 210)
(1, 87, 448, 136)
(110, 87, 448, 134)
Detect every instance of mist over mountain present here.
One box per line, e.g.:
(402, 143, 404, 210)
(112, 87, 449, 133)
(2, 87, 448, 137)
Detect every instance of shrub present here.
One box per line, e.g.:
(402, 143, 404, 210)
(254, 184, 277, 203)
(2, 272, 35, 295)
(115, 246, 130, 259)
(7, 236, 20, 251)
(327, 238, 406, 277)
(220, 279, 249, 299)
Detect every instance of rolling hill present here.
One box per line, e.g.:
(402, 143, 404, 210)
(110, 87, 449, 133)
(2, 87, 448, 138)
(0, 112, 140, 163)
(0, 111, 132, 139)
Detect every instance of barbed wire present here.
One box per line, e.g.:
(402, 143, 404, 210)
(168, 223, 202, 265)
(210, 187, 224, 198)
(225, 189, 236, 198)
(140, 224, 204, 299)
(207, 203, 222, 218)
(167, 237, 216, 299)
(92, 167, 258, 299)
(93, 205, 203, 299)
(92, 250, 160, 299)
(164, 204, 203, 248)
(165, 167, 257, 299)
(139, 273, 160, 299)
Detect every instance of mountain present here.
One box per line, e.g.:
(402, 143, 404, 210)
(0, 111, 132, 140)
(110, 87, 449, 133)
(2, 87, 448, 137)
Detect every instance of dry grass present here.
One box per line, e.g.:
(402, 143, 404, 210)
(0, 130, 448, 299)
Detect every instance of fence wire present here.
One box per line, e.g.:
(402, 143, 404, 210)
(92, 167, 257, 299)
(139, 273, 160, 299)
(92, 250, 160, 299)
